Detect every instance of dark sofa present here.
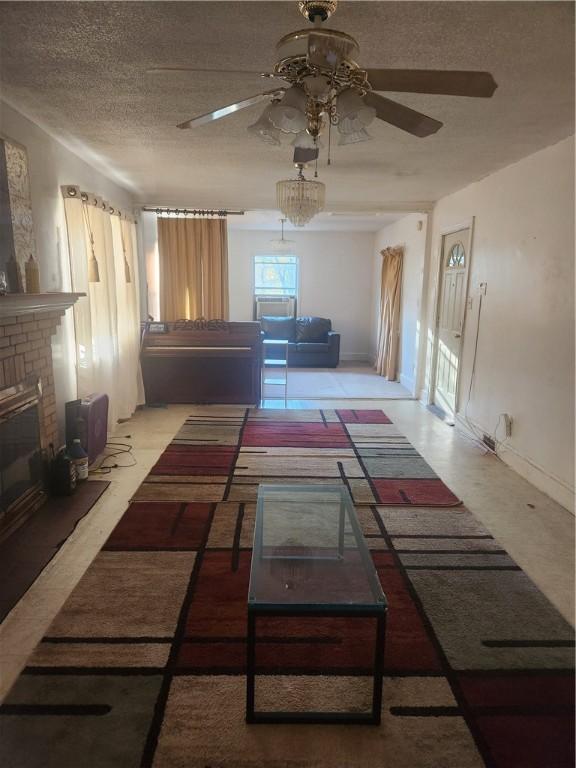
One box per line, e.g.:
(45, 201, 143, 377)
(260, 316, 340, 368)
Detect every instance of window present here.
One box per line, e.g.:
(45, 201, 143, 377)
(447, 243, 466, 268)
(253, 254, 298, 297)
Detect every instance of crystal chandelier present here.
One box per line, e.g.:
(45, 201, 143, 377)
(276, 164, 325, 227)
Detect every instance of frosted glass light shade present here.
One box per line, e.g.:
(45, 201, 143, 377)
(292, 130, 323, 149)
(276, 177, 326, 227)
(269, 235, 296, 254)
(337, 88, 376, 134)
(247, 104, 281, 145)
(269, 218, 296, 253)
(338, 127, 372, 145)
(269, 87, 308, 134)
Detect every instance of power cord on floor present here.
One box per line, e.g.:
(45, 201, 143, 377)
(89, 438, 136, 475)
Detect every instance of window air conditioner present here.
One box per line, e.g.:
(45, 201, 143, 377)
(254, 296, 296, 319)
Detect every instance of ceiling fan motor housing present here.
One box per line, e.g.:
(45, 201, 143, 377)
(275, 29, 363, 92)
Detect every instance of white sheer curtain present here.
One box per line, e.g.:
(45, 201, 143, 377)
(63, 187, 143, 430)
(111, 215, 144, 417)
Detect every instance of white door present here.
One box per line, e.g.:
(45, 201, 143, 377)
(433, 228, 470, 417)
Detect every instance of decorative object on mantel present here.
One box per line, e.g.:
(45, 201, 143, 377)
(25, 254, 41, 294)
(0, 135, 37, 291)
(0, 270, 7, 295)
(6, 253, 23, 293)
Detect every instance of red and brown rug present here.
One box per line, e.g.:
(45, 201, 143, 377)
(1, 408, 574, 768)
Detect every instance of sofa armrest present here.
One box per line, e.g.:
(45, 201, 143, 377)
(327, 331, 340, 349)
(326, 332, 340, 367)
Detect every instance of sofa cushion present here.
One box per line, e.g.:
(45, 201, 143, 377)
(295, 316, 332, 343)
(260, 316, 296, 342)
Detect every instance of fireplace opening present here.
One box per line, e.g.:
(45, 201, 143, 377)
(0, 378, 46, 543)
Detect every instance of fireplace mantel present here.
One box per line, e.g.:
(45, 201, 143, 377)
(0, 292, 84, 320)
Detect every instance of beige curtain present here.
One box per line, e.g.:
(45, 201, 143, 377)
(376, 246, 404, 380)
(158, 217, 229, 321)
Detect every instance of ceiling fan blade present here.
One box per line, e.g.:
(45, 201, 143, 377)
(364, 92, 442, 138)
(366, 69, 497, 98)
(147, 67, 283, 80)
(177, 90, 284, 129)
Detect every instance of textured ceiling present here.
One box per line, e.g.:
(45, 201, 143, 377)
(0, 1, 574, 212)
(226, 210, 405, 231)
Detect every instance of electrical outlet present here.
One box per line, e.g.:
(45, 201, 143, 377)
(482, 434, 496, 451)
(502, 413, 513, 437)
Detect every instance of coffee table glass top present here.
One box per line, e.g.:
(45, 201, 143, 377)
(248, 484, 387, 612)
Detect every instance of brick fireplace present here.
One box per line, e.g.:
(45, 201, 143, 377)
(0, 292, 82, 540)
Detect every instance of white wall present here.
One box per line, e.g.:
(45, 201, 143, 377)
(228, 229, 375, 361)
(0, 102, 135, 438)
(370, 214, 428, 393)
(422, 136, 575, 511)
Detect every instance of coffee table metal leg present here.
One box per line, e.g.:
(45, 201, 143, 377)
(371, 611, 386, 725)
(246, 609, 385, 725)
(246, 611, 256, 723)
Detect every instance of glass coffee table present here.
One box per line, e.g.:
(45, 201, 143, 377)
(246, 484, 388, 725)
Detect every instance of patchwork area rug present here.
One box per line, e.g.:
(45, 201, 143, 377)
(1, 408, 574, 768)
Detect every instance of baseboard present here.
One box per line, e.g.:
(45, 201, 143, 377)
(454, 414, 575, 514)
(340, 353, 372, 363)
(418, 386, 430, 405)
(400, 373, 415, 395)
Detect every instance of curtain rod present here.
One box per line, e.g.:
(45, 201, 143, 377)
(142, 206, 245, 217)
(61, 185, 135, 221)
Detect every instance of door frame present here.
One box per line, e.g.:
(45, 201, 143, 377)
(429, 217, 475, 418)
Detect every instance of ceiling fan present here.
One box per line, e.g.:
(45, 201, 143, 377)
(151, 0, 497, 145)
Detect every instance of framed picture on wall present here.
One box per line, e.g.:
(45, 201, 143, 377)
(0, 134, 37, 292)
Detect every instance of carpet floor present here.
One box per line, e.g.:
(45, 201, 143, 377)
(1, 408, 574, 768)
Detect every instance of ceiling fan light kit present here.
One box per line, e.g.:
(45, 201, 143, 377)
(336, 88, 376, 134)
(169, 0, 497, 226)
(268, 86, 308, 133)
(247, 103, 282, 145)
